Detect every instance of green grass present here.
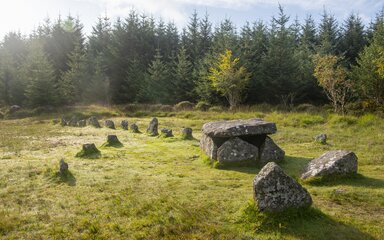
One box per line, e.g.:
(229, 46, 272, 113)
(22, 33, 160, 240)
(0, 107, 383, 239)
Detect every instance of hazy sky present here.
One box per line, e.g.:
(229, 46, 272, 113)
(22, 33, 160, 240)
(0, 0, 382, 38)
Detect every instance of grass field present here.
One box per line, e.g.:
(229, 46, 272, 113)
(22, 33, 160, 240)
(0, 106, 383, 239)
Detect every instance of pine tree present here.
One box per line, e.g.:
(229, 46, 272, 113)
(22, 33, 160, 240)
(83, 56, 110, 105)
(23, 41, 57, 107)
(340, 13, 366, 66)
(59, 44, 89, 104)
(352, 22, 384, 106)
(318, 10, 340, 55)
(171, 47, 193, 102)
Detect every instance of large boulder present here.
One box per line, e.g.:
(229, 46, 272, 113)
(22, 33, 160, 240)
(88, 116, 101, 128)
(147, 117, 159, 136)
(105, 120, 116, 129)
(301, 150, 358, 180)
(259, 136, 285, 164)
(217, 137, 258, 163)
(253, 162, 312, 212)
(202, 118, 276, 138)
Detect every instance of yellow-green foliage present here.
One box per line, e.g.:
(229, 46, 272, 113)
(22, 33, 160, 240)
(0, 108, 383, 239)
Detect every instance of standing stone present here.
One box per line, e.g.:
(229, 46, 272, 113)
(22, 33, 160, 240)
(253, 162, 312, 212)
(130, 123, 140, 133)
(315, 134, 327, 144)
(104, 135, 122, 147)
(147, 117, 159, 136)
(181, 127, 193, 140)
(217, 137, 258, 163)
(76, 143, 101, 158)
(68, 116, 78, 127)
(9, 105, 21, 114)
(121, 120, 129, 130)
(78, 119, 87, 127)
(301, 150, 358, 180)
(259, 137, 285, 164)
(200, 133, 219, 160)
(88, 116, 101, 128)
(59, 159, 68, 175)
(105, 120, 115, 129)
(160, 128, 173, 137)
(60, 116, 68, 126)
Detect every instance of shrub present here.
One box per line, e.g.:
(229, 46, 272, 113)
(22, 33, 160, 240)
(0, 111, 4, 119)
(174, 101, 194, 111)
(328, 114, 358, 127)
(195, 101, 211, 111)
(358, 113, 379, 127)
(295, 103, 318, 113)
(208, 106, 226, 112)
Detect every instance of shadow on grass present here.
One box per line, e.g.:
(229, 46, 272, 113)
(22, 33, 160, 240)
(240, 201, 374, 240)
(46, 170, 77, 186)
(204, 155, 312, 177)
(306, 173, 384, 189)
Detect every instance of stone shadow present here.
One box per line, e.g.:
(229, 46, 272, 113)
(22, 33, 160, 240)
(241, 204, 375, 240)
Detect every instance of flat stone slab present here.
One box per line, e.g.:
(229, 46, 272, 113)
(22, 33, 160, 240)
(217, 137, 258, 163)
(301, 150, 358, 180)
(202, 118, 276, 138)
(253, 162, 312, 212)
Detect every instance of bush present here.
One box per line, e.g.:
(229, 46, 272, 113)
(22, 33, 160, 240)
(295, 103, 318, 113)
(0, 111, 3, 119)
(174, 101, 194, 111)
(195, 101, 211, 111)
(208, 106, 226, 112)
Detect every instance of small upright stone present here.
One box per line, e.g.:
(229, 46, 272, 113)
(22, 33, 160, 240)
(181, 127, 193, 140)
(147, 117, 159, 136)
(315, 134, 327, 144)
(9, 105, 21, 114)
(76, 143, 101, 158)
(130, 123, 140, 133)
(121, 120, 129, 130)
(105, 120, 115, 129)
(78, 119, 87, 127)
(253, 162, 312, 212)
(88, 116, 101, 128)
(301, 150, 358, 180)
(160, 128, 173, 138)
(103, 135, 123, 147)
(68, 116, 78, 127)
(59, 159, 68, 175)
(259, 137, 285, 165)
(61, 116, 68, 126)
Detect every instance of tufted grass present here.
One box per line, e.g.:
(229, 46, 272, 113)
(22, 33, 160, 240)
(0, 107, 383, 239)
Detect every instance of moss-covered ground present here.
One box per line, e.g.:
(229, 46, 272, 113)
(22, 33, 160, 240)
(0, 106, 383, 239)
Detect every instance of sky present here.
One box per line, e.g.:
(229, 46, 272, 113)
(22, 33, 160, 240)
(0, 0, 382, 38)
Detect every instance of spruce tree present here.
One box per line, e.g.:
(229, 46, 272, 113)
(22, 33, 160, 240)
(23, 41, 57, 107)
(171, 47, 193, 102)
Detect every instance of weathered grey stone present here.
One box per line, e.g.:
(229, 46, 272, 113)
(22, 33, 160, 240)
(78, 119, 86, 127)
(105, 120, 115, 129)
(88, 116, 101, 128)
(107, 135, 120, 144)
(130, 123, 140, 133)
(147, 117, 159, 136)
(217, 137, 258, 163)
(253, 162, 312, 212)
(301, 150, 358, 180)
(315, 134, 327, 144)
(181, 127, 193, 140)
(161, 128, 173, 137)
(60, 116, 68, 126)
(202, 118, 276, 138)
(200, 133, 219, 160)
(121, 120, 129, 130)
(68, 116, 78, 127)
(59, 159, 68, 175)
(9, 105, 21, 114)
(76, 143, 100, 158)
(259, 136, 285, 164)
